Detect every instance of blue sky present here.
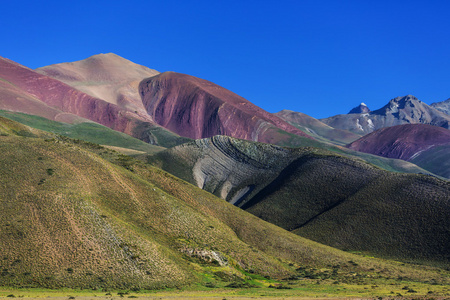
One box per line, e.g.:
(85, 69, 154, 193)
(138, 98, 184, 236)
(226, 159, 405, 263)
(2, 0, 449, 119)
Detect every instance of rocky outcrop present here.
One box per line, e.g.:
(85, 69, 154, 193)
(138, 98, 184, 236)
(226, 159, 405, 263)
(180, 247, 228, 266)
(153, 135, 298, 204)
(139, 72, 314, 144)
(321, 95, 450, 134)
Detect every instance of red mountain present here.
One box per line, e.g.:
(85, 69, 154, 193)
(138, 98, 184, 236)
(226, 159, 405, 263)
(347, 124, 450, 178)
(139, 72, 313, 144)
(347, 124, 450, 160)
(0, 56, 188, 146)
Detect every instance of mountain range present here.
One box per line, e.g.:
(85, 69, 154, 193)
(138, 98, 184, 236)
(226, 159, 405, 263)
(0, 53, 449, 293)
(320, 95, 450, 134)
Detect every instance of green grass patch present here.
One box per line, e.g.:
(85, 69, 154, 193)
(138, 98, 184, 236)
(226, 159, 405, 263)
(0, 110, 163, 154)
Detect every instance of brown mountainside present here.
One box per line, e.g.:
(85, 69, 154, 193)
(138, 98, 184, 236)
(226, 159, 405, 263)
(150, 135, 450, 265)
(4, 116, 446, 290)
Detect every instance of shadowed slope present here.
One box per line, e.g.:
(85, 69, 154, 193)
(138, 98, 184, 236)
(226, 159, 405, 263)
(139, 72, 314, 145)
(150, 136, 450, 266)
(347, 124, 450, 178)
(321, 95, 450, 134)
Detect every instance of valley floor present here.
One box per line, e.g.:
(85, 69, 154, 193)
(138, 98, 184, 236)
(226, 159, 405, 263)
(1, 280, 449, 299)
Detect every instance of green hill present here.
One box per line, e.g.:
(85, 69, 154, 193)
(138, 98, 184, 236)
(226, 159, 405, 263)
(1, 116, 449, 292)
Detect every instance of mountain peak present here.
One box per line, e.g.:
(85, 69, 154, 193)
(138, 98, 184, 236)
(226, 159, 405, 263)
(348, 102, 371, 114)
(393, 94, 418, 101)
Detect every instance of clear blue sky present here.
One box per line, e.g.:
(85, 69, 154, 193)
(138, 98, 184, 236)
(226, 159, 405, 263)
(2, 0, 449, 119)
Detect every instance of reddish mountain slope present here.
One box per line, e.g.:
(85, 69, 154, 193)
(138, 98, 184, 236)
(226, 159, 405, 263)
(0, 56, 187, 147)
(0, 56, 150, 130)
(347, 124, 450, 160)
(36, 53, 159, 118)
(139, 72, 313, 144)
(347, 124, 450, 178)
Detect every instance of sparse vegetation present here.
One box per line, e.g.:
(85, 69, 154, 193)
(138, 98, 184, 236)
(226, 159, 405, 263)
(0, 114, 449, 298)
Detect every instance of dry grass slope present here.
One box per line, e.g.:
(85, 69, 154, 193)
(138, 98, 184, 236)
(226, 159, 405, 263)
(0, 117, 448, 292)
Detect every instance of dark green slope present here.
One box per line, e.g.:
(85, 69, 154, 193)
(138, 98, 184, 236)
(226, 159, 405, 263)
(243, 154, 450, 265)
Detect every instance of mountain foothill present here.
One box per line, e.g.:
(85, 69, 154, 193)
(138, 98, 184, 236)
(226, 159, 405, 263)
(0, 53, 449, 291)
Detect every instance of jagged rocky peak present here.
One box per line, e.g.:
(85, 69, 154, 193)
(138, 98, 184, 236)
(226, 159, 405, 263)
(390, 94, 419, 106)
(348, 102, 370, 114)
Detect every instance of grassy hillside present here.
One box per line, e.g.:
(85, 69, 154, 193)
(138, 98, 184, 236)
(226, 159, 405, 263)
(1, 117, 448, 293)
(150, 136, 450, 267)
(0, 110, 165, 154)
(243, 153, 450, 266)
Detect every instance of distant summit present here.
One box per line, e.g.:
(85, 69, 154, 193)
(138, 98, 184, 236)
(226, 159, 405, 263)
(348, 103, 370, 114)
(322, 95, 450, 134)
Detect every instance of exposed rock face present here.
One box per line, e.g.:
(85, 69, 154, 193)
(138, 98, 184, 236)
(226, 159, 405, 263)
(431, 98, 450, 115)
(321, 95, 450, 134)
(0, 56, 186, 147)
(348, 102, 370, 114)
(139, 72, 314, 144)
(180, 248, 228, 266)
(347, 124, 450, 178)
(275, 109, 361, 145)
